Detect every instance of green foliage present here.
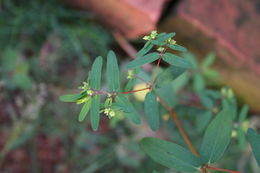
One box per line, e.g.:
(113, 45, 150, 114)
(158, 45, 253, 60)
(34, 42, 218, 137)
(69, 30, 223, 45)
(78, 99, 92, 122)
(200, 110, 233, 164)
(58, 30, 256, 172)
(144, 91, 159, 131)
(162, 53, 192, 68)
(90, 95, 101, 130)
(115, 94, 141, 124)
(127, 52, 160, 69)
(247, 128, 260, 167)
(140, 137, 201, 172)
(0, 48, 32, 89)
(106, 51, 121, 92)
(89, 57, 103, 90)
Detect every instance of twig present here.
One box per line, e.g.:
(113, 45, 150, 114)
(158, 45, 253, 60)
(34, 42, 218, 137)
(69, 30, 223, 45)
(158, 96, 199, 156)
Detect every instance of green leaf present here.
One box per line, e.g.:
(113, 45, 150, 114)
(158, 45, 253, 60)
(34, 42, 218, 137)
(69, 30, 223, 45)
(127, 52, 160, 69)
(156, 32, 175, 42)
(89, 56, 103, 90)
(106, 51, 120, 91)
(162, 53, 192, 69)
(59, 94, 82, 102)
(200, 110, 233, 164)
(136, 41, 153, 58)
(196, 111, 212, 132)
(155, 84, 176, 108)
(169, 44, 187, 52)
(13, 73, 32, 89)
(155, 66, 187, 88)
(140, 137, 201, 172)
(144, 91, 159, 131)
(115, 94, 140, 124)
(238, 104, 249, 123)
(222, 98, 237, 120)
(90, 95, 101, 131)
(125, 78, 136, 92)
(238, 105, 249, 150)
(193, 74, 205, 92)
(202, 53, 215, 68)
(78, 99, 92, 122)
(247, 128, 260, 167)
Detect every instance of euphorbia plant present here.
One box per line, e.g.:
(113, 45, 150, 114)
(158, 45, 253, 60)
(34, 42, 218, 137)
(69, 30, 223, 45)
(60, 31, 260, 173)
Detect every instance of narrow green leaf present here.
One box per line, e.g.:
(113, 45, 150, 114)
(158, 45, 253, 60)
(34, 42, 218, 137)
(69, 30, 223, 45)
(140, 137, 201, 172)
(238, 127, 246, 150)
(106, 51, 120, 91)
(238, 104, 249, 123)
(200, 110, 233, 164)
(90, 95, 101, 131)
(59, 94, 82, 102)
(193, 74, 205, 92)
(127, 52, 160, 69)
(78, 99, 92, 122)
(247, 128, 260, 167)
(115, 94, 140, 124)
(238, 105, 249, 150)
(144, 92, 159, 131)
(202, 53, 215, 68)
(89, 56, 103, 90)
(136, 41, 153, 58)
(155, 66, 187, 88)
(162, 53, 192, 69)
(169, 44, 187, 52)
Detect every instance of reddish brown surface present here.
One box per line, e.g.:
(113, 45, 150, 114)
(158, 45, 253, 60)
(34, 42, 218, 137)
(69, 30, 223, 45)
(0, 134, 69, 173)
(160, 0, 260, 111)
(177, 0, 260, 74)
(66, 0, 169, 38)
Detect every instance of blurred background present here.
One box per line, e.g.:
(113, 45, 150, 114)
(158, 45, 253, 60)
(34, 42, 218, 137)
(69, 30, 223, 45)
(0, 0, 260, 172)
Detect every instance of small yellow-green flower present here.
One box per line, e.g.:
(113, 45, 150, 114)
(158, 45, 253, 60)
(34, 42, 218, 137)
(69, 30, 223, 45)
(127, 70, 135, 79)
(143, 36, 151, 41)
(157, 47, 165, 52)
(102, 108, 116, 118)
(150, 30, 158, 39)
(170, 39, 176, 45)
(79, 82, 90, 90)
(87, 89, 94, 96)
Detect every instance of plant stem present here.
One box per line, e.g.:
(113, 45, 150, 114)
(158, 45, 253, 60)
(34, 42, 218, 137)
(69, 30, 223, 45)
(206, 165, 241, 173)
(158, 95, 199, 156)
(121, 87, 151, 94)
(150, 45, 169, 89)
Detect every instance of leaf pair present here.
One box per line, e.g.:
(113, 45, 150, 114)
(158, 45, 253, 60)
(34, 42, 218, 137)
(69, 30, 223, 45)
(141, 108, 234, 172)
(127, 52, 191, 70)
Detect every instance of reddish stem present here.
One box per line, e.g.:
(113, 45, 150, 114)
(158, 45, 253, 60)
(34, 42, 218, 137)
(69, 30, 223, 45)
(158, 96, 199, 156)
(206, 165, 241, 173)
(150, 57, 162, 89)
(121, 87, 150, 94)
